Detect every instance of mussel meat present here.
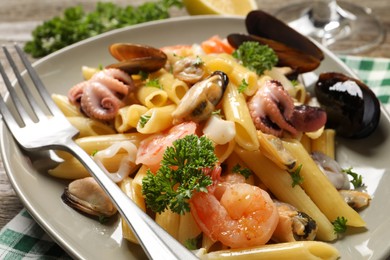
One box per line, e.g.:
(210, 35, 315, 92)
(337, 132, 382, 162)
(172, 71, 229, 124)
(106, 43, 167, 74)
(315, 72, 380, 138)
(62, 177, 117, 219)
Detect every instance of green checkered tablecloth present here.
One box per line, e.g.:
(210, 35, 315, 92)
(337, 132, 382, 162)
(1, 55, 389, 259)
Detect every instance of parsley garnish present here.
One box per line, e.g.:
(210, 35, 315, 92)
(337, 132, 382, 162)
(142, 135, 217, 215)
(24, 0, 183, 58)
(291, 79, 299, 86)
(193, 56, 204, 67)
(232, 164, 252, 179)
(238, 79, 249, 93)
(232, 41, 278, 75)
(91, 150, 99, 156)
(146, 78, 162, 89)
(290, 164, 303, 187)
(332, 216, 348, 234)
(184, 233, 202, 250)
(139, 115, 151, 128)
(342, 167, 364, 189)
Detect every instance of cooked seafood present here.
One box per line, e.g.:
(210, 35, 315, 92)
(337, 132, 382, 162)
(190, 182, 279, 249)
(273, 201, 318, 243)
(173, 56, 206, 85)
(172, 71, 228, 124)
(107, 43, 167, 74)
(315, 72, 380, 138)
(339, 190, 371, 210)
(247, 80, 326, 137)
(311, 151, 350, 190)
(68, 68, 134, 121)
(62, 177, 117, 218)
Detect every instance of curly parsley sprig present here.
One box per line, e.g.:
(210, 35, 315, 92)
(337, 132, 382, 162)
(332, 216, 348, 234)
(232, 41, 278, 75)
(142, 135, 218, 215)
(342, 167, 364, 189)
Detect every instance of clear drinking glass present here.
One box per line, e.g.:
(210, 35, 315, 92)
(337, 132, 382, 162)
(274, 0, 385, 54)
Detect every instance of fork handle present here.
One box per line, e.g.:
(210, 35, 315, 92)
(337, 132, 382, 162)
(64, 140, 197, 260)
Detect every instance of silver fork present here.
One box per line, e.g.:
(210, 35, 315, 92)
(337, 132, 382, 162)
(0, 44, 197, 260)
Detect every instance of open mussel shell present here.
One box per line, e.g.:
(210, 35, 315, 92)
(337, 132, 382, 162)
(245, 10, 324, 61)
(106, 43, 167, 74)
(315, 72, 380, 138)
(227, 33, 321, 73)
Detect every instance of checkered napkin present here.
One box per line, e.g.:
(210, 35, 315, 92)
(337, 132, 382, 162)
(1, 55, 389, 259)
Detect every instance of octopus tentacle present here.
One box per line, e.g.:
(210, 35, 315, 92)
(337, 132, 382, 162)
(248, 80, 297, 137)
(80, 82, 122, 121)
(67, 68, 134, 121)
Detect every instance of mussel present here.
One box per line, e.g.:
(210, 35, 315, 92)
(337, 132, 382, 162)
(106, 43, 167, 74)
(315, 72, 380, 138)
(62, 177, 117, 219)
(227, 10, 324, 73)
(172, 71, 229, 124)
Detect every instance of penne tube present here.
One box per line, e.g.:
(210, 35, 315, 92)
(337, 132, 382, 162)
(56, 133, 146, 160)
(228, 62, 258, 97)
(115, 104, 148, 133)
(136, 86, 169, 108)
(310, 129, 336, 159)
(201, 53, 234, 75)
(52, 94, 83, 117)
(155, 209, 180, 240)
(222, 83, 259, 151)
(120, 176, 146, 244)
(48, 154, 132, 179)
(234, 147, 337, 241)
(214, 138, 236, 163)
(152, 69, 189, 105)
(283, 139, 365, 227)
(299, 134, 312, 153)
(201, 241, 340, 260)
(136, 104, 176, 134)
(177, 212, 202, 245)
(67, 116, 116, 137)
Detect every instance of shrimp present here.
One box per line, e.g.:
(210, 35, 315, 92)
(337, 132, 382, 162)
(135, 121, 197, 172)
(190, 182, 279, 249)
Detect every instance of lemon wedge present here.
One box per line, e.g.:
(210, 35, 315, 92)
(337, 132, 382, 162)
(183, 0, 258, 16)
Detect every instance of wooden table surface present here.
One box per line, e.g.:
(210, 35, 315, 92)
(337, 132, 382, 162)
(0, 0, 389, 229)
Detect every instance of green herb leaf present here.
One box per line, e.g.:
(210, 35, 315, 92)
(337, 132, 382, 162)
(290, 164, 303, 187)
(24, 0, 183, 58)
(142, 135, 218, 215)
(332, 216, 348, 234)
(342, 167, 364, 189)
(232, 41, 278, 75)
(238, 79, 249, 93)
(139, 115, 151, 128)
(184, 233, 202, 250)
(146, 78, 162, 89)
(232, 164, 252, 179)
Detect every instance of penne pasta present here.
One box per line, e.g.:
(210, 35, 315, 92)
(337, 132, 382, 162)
(136, 104, 176, 134)
(52, 94, 83, 117)
(136, 86, 169, 108)
(67, 116, 116, 137)
(152, 69, 189, 105)
(234, 147, 337, 241)
(310, 129, 336, 159)
(283, 140, 365, 227)
(201, 241, 340, 260)
(222, 83, 259, 151)
(115, 104, 148, 133)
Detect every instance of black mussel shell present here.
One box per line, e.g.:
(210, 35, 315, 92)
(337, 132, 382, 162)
(315, 72, 380, 138)
(246, 10, 324, 61)
(227, 33, 321, 73)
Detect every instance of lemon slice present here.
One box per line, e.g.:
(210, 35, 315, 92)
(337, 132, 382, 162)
(183, 0, 258, 16)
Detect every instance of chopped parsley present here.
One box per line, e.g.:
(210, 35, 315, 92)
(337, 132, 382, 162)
(146, 78, 162, 89)
(184, 233, 202, 250)
(290, 164, 304, 187)
(232, 164, 252, 179)
(238, 79, 249, 93)
(342, 167, 364, 189)
(139, 115, 151, 128)
(332, 216, 348, 234)
(142, 135, 217, 215)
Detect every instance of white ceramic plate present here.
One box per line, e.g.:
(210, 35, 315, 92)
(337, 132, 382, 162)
(1, 16, 390, 260)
